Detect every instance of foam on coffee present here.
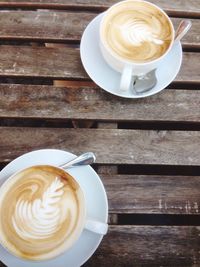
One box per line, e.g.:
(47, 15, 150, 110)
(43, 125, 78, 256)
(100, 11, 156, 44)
(101, 0, 173, 63)
(0, 166, 85, 260)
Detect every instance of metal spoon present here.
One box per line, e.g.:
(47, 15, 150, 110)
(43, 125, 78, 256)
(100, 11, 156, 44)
(174, 20, 192, 43)
(60, 152, 96, 169)
(133, 69, 157, 94)
(133, 19, 192, 95)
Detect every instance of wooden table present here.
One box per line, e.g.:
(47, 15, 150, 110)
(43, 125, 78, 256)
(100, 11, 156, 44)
(0, 0, 200, 266)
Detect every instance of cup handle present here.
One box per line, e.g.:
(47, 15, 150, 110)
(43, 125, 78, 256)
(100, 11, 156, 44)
(119, 64, 133, 92)
(85, 219, 108, 235)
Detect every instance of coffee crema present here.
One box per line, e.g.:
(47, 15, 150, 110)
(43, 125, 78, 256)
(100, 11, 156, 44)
(0, 166, 85, 260)
(101, 0, 173, 63)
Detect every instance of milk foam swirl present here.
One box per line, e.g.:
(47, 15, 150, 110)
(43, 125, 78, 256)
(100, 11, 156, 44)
(0, 166, 83, 260)
(12, 177, 64, 240)
(102, 1, 173, 62)
(120, 19, 164, 46)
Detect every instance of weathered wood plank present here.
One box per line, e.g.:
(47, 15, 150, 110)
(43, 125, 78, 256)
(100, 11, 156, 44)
(103, 174, 200, 214)
(1, 85, 200, 122)
(0, 46, 85, 79)
(0, 128, 200, 166)
(85, 225, 200, 267)
(0, 226, 199, 266)
(0, 11, 94, 43)
(1, 0, 200, 17)
(0, 46, 199, 83)
(0, 11, 198, 48)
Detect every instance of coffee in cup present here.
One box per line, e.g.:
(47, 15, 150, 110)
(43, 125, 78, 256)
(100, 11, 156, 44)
(99, 0, 175, 91)
(0, 165, 107, 261)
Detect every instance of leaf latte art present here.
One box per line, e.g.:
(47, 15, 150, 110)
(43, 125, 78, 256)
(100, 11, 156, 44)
(101, 1, 173, 62)
(120, 19, 164, 46)
(0, 166, 85, 260)
(12, 177, 64, 240)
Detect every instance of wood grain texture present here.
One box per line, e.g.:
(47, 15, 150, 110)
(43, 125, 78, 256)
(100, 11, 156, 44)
(0, 46, 86, 79)
(85, 225, 200, 266)
(0, 46, 199, 83)
(1, 0, 200, 17)
(0, 11, 94, 43)
(0, 226, 199, 266)
(102, 174, 200, 214)
(0, 127, 200, 166)
(1, 85, 200, 122)
(0, 11, 198, 48)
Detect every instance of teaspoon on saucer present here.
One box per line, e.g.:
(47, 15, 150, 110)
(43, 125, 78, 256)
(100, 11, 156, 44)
(132, 19, 192, 95)
(133, 69, 157, 94)
(59, 152, 96, 169)
(174, 20, 192, 43)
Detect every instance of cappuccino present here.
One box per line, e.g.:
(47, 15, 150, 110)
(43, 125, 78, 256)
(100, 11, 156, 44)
(0, 166, 85, 260)
(100, 0, 173, 63)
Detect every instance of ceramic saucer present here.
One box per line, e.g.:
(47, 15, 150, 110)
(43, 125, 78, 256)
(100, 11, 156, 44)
(80, 13, 183, 98)
(0, 149, 108, 267)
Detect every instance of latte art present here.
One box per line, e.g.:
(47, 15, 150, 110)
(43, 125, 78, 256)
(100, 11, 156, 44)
(0, 166, 85, 260)
(101, 0, 173, 62)
(120, 18, 164, 46)
(12, 177, 65, 240)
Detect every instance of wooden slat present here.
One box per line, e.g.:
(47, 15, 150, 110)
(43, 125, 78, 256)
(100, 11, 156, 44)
(1, 85, 200, 122)
(0, 127, 200, 166)
(102, 174, 200, 214)
(1, 0, 200, 17)
(0, 11, 198, 48)
(0, 226, 199, 266)
(0, 11, 94, 43)
(85, 225, 200, 266)
(0, 46, 199, 83)
(0, 46, 85, 79)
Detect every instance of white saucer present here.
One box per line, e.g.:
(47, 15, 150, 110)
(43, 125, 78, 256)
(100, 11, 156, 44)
(0, 149, 108, 267)
(80, 13, 183, 98)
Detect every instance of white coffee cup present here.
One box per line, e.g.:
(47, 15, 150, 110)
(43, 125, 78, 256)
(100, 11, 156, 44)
(0, 165, 108, 261)
(99, 0, 175, 92)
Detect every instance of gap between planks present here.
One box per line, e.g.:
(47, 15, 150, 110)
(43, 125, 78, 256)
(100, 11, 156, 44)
(0, 2, 200, 19)
(97, 121, 118, 224)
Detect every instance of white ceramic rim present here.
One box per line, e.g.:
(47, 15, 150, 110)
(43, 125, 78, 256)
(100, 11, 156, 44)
(80, 12, 182, 99)
(0, 149, 109, 266)
(100, 0, 175, 65)
(0, 164, 87, 261)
